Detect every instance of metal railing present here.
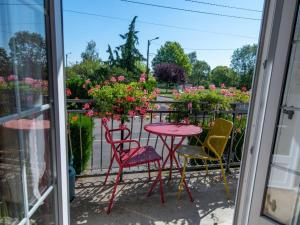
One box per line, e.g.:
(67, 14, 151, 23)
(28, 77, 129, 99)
(66, 99, 248, 176)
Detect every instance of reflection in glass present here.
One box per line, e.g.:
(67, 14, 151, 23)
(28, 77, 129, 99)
(0, 0, 49, 117)
(30, 191, 55, 225)
(262, 5, 300, 225)
(0, 123, 24, 223)
(23, 111, 53, 207)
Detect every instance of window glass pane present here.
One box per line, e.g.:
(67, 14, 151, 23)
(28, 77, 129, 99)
(0, 122, 24, 223)
(23, 110, 53, 207)
(0, 0, 49, 117)
(30, 191, 55, 225)
(262, 5, 300, 225)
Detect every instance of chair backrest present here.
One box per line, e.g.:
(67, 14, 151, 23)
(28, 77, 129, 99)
(101, 119, 122, 164)
(203, 118, 233, 157)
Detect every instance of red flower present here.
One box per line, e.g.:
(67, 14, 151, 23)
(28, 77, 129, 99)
(127, 86, 133, 91)
(126, 96, 135, 102)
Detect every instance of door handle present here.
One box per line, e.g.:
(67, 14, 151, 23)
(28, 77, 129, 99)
(282, 106, 295, 120)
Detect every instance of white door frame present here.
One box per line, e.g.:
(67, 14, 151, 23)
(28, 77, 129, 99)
(234, 0, 299, 224)
(49, 0, 70, 224)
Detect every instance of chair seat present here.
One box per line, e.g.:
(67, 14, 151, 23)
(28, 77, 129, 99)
(176, 145, 211, 159)
(121, 146, 161, 167)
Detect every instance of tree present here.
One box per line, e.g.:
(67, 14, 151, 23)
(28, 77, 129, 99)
(9, 31, 46, 78)
(189, 60, 211, 86)
(187, 51, 197, 64)
(114, 16, 144, 76)
(81, 40, 100, 62)
(152, 41, 192, 75)
(231, 44, 257, 89)
(0, 48, 10, 75)
(209, 66, 238, 87)
(154, 63, 186, 84)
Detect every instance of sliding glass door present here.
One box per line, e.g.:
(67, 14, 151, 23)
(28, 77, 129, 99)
(0, 1, 66, 224)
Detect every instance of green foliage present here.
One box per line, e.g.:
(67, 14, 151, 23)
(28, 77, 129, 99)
(66, 76, 92, 99)
(231, 44, 257, 89)
(152, 41, 192, 75)
(209, 66, 238, 87)
(0, 48, 10, 75)
(8, 31, 46, 78)
(107, 16, 145, 77)
(67, 60, 104, 83)
(97, 65, 136, 81)
(81, 40, 100, 62)
(189, 60, 211, 86)
(68, 114, 94, 174)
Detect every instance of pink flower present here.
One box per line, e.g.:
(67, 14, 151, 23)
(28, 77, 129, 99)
(154, 104, 160, 110)
(95, 84, 101, 89)
(139, 74, 146, 82)
(66, 88, 72, 96)
(7, 74, 17, 81)
(144, 89, 148, 94)
(128, 110, 136, 117)
(221, 83, 226, 88)
(85, 79, 91, 85)
(83, 103, 90, 110)
(110, 76, 117, 83)
(141, 97, 147, 102)
(197, 86, 205, 91)
(86, 110, 94, 117)
(24, 77, 35, 85)
(82, 84, 86, 89)
(209, 84, 216, 91)
(117, 76, 125, 81)
(154, 88, 160, 94)
(188, 102, 192, 110)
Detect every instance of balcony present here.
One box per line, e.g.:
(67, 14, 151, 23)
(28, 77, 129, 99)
(67, 99, 247, 225)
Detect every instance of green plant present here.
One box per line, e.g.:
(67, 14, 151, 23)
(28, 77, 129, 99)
(89, 74, 158, 121)
(68, 114, 94, 174)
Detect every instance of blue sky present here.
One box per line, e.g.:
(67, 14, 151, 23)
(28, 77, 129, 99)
(63, 0, 264, 69)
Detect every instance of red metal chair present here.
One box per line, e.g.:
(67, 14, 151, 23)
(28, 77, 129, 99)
(102, 119, 164, 214)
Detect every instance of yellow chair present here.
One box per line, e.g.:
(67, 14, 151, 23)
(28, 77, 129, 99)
(176, 118, 233, 199)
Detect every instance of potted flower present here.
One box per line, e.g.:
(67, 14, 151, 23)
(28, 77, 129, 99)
(89, 74, 158, 122)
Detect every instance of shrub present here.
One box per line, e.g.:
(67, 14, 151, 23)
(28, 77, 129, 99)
(154, 63, 186, 84)
(68, 114, 94, 174)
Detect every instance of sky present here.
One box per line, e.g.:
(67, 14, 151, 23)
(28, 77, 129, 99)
(63, 0, 264, 69)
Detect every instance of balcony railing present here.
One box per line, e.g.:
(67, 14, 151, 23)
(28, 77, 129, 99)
(66, 99, 248, 176)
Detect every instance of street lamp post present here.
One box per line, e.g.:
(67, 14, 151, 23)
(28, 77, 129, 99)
(65, 52, 72, 68)
(146, 37, 159, 78)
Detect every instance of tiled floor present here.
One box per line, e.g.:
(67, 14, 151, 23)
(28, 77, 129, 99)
(71, 169, 239, 225)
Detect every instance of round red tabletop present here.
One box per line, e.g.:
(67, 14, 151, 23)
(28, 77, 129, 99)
(3, 119, 50, 130)
(144, 123, 202, 137)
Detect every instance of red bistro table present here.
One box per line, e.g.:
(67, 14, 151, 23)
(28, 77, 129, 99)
(144, 122, 202, 201)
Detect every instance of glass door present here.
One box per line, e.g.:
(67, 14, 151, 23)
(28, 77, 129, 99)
(245, 0, 300, 224)
(261, 5, 300, 224)
(0, 1, 62, 224)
